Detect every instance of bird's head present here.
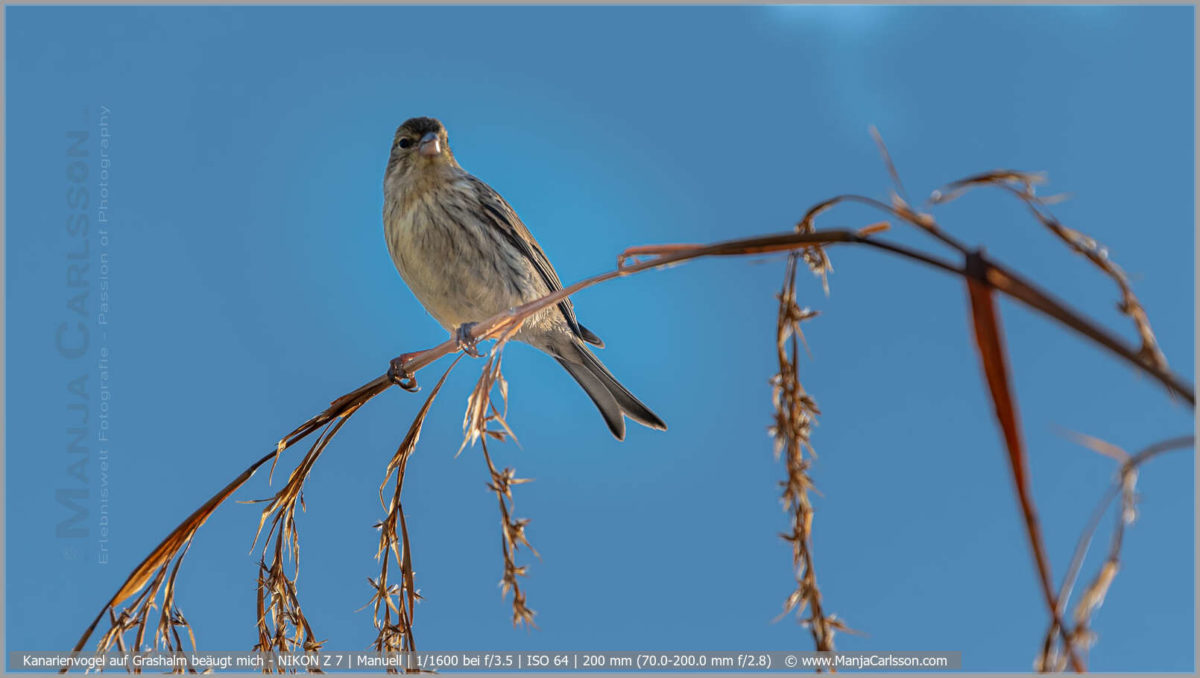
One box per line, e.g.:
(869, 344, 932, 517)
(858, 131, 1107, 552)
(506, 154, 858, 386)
(386, 117, 458, 183)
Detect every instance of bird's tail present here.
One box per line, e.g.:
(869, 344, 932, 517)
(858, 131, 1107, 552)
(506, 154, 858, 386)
(555, 344, 667, 440)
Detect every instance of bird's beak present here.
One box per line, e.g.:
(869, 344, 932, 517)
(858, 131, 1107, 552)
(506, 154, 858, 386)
(418, 132, 442, 158)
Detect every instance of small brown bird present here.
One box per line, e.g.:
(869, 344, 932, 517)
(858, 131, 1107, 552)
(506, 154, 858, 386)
(382, 116, 666, 440)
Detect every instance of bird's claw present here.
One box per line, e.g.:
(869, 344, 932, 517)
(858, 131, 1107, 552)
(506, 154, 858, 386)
(388, 353, 420, 392)
(455, 322, 483, 358)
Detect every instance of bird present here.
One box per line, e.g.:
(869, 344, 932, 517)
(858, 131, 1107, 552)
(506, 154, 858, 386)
(381, 116, 666, 440)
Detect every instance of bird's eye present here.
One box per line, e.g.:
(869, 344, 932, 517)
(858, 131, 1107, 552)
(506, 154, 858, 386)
(398, 138, 413, 149)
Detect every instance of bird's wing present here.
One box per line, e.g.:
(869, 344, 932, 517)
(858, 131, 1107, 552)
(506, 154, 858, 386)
(467, 174, 604, 347)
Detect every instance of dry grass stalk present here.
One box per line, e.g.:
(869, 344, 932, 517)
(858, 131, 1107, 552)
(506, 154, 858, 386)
(90, 543, 199, 674)
(930, 171, 1168, 374)
(367, 358, 462, 672)
(67, 461, 265, 673)
(394, 218, 1189, 405)
(1037, 435, 1194, 671)
(460, 328, 537, 627)
(252, 410, 370, 663)
(770, 252, 849, 657)
(66, 375, 391, 672)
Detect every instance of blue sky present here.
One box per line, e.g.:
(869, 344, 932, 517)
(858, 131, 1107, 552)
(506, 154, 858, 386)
(6, 5, 1194, 672)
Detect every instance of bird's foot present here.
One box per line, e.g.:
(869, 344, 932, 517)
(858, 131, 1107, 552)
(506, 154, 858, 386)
(387, 353, 421, 392)
(454, 322, 484, 358)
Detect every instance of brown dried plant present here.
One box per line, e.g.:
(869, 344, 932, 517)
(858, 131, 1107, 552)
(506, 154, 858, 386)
(65, 378, 390, 672)
(365, 357, 462, 673)
(68, 132, 1193, 673)
(461, 326, 538, 628)
(930, 171, 1168, 374)
(250, 413, 353, 661)
(770, 252, 847, 655)
(1036, 434, 1195, 672)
